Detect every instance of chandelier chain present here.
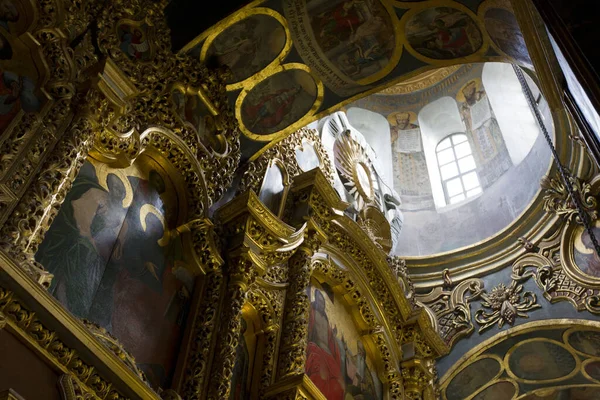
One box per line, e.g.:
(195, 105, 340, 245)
(512, 64, 600, 257)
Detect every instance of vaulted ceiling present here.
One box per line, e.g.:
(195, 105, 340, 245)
(172, 0, 533, 160)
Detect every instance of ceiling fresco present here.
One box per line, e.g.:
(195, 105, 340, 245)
(181, 0, 532, 160)
(440, 321, 600, 400)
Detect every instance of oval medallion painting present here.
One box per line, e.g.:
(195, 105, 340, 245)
(307, 0, 396, 81)
(446, 357, 501, 400)
(484, 8, 532, 67)
(507, 341, 576, 382)
(241, 69, 318, 136)
(206, 14, 286, 84)
(472, 381, 515, 400)
(568, 330, 600, 357)
(406, 7, 483, 60)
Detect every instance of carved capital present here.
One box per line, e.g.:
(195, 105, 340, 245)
(401, 359, 433, 400)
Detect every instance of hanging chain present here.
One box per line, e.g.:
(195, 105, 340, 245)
(512, 64, 600, 257)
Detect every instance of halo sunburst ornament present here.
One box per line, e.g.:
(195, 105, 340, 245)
(333, 130, 379, 210)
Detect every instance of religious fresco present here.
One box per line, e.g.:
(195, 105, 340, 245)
(445, 357, 501, 400)
(240, 68, 318, 137)
(583, 361, 600, 382)
(507, 341, 576, 382)
(520, 386, 600, 400)
(387, 111, 433, 208)
(284, 0, 400, 97)
(456, 78, 511, 188)
(572, 221, 600, 279)
(35, 156, 192, 389)
(0, 0, 35, 35)
(170, 87, 226, 153)
(483, 7, 532, 67)
(568, 330, 600, 357)
(117, 20, 154, 61)
(442, 324, 600, 400)
(471, 380, 516, 400)
(204, 12, 287, 84)
(179, 0, 539, 160)
(306, 282, 383, 400)
(405, 7, 483, 60)
(0, 9, 45, 133)
(308, 0, 396, 81)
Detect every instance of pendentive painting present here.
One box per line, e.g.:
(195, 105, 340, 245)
(206, 13, 287, 84)
(484, 8, 532, 67)
(35, 155, 192, 390)
(506, 341, 576, 381)
(240, 69, 317, 136)
(572, 221, 600, 279)
(284, 0, 398, 96)
(1, 1, 45, 135)
(568, 330, 600, 357)
(306, 281, 383, 400)
(405, 7, 483, 60)
(307, 0, 396, 82)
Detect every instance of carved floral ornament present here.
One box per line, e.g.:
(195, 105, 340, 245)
(415, 170, 600, 350)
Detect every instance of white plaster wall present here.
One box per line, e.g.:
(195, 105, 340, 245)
(346, 107, 394, 192)
(418, 96, 466, 209)
(482, 62, 540, 165)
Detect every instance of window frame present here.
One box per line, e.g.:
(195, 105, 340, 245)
(435, 133, 482, 205)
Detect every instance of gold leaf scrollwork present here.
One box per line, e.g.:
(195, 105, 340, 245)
(58, 374, 95, 400)
(475, 281, 541, 333)
(541, 172, 598, 223)
(417, 278, 484, 347)
(81, 319, 148, 384)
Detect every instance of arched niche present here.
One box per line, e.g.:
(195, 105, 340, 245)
(305, 256, 398, 400)
(418, 96, 466, 209)
(258, 160, 288, 217)
(34, 151, 194, 390)
(230, 289, 277, 400)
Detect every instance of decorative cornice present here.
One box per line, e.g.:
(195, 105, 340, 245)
(0, 253, 160, 400)
(378, 66, 462, 96)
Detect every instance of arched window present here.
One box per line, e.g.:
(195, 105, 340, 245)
(436, 133, 481, 204)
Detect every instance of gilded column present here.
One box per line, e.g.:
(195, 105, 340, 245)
(276, 231, 324, 379)
(206, 253, 255, 400)
(178, 269, 225, 400)
(0, 87, 112, 286)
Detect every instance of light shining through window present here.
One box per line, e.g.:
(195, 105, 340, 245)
(436, 133, 481, 204)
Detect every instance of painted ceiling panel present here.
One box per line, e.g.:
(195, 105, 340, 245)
(180, 0, 531, 160)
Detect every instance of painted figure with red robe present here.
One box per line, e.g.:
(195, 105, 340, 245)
(306, 289, 345, 400)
